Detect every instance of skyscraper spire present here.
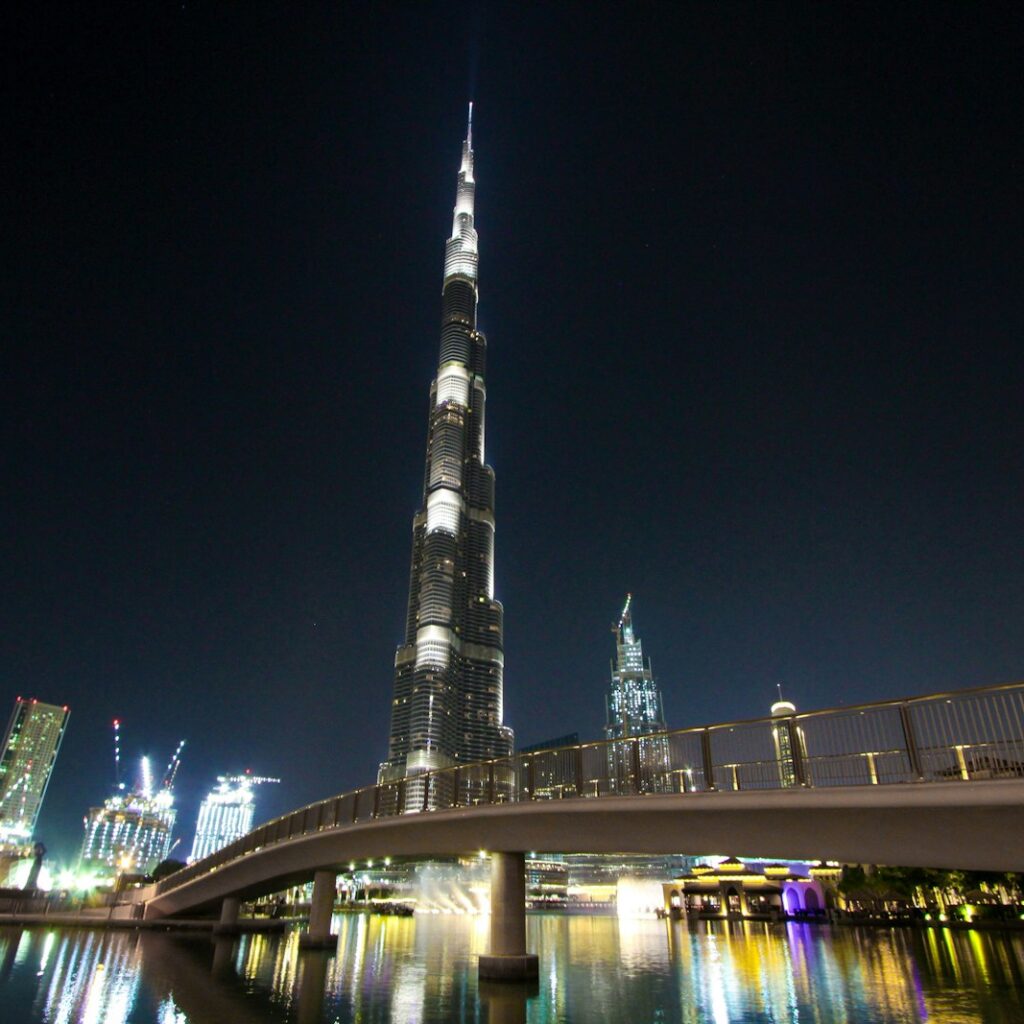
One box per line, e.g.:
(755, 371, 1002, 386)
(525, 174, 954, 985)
(617, 593, 634, 643)
(380, 109, 513, 805)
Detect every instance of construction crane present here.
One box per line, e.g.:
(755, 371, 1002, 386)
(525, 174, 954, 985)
(162, 739, 186, 791)
(220, 771, 280, 788)
(112, 718, 123, 790)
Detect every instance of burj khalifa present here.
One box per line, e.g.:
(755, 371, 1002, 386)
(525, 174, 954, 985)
(379, 107, 513, 798)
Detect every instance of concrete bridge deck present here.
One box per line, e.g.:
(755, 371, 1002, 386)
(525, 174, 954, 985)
(147, 779, 1024, 920)
(144, 680, 1024, 978)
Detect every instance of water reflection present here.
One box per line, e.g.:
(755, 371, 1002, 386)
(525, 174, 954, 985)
(1, 915, 1023, 1023)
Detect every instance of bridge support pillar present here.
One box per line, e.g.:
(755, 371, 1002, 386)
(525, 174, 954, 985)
(212, 896, 241, 935)
(299, 870, 337, 950)
(479, 852, 538, 981)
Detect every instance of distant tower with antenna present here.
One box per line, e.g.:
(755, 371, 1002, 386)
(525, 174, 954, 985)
(604, 595, 671, 792)
(770, 687, 803, 788)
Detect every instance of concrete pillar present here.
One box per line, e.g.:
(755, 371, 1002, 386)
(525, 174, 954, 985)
(299, 870, 337, 950)
(212, 896, 240, 935)
(479, 852, 538, 981)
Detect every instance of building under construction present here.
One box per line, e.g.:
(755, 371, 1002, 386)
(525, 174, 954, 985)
(80, 727, 185, 876)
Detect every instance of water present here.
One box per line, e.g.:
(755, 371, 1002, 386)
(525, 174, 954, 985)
(2, 915, 1023, 1023)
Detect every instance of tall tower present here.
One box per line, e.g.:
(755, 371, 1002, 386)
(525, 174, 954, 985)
(190, 773, 280, 862)
(0, 698, 69, 846)
(604, 596, 671, 791)
(380, 106, 513, 796)
(81, 751, 183, 875)
(770, 694, 803, 788)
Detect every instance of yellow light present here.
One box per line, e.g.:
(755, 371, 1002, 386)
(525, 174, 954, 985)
(479, 850, 487, 859)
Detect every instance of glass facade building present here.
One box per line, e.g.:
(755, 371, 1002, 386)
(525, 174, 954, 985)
(771, 698, 807, 787)
(0, 698, 69, 845)
(380, 107, 513, 802)
(604, 595, 671, 790)
(190, 774, 278, 862)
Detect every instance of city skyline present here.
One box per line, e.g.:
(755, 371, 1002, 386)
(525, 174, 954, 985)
(4, 5, 1021, 862)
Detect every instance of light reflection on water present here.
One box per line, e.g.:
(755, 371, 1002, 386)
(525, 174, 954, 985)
(1, 915, 1023, 1023)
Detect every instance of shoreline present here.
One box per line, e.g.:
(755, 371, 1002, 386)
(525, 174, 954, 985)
(2, 908, 1024, 934)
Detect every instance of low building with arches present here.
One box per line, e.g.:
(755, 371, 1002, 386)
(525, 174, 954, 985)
(662, 857, 836, 920)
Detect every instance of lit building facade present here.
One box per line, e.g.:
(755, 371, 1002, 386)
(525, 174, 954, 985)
(604, 595, 671, 790)
(190, 773, 279, 862)
(662, 857, 832, 920)
(81, 791, 176, 874)
(81, 752, 182, 874)
(770, 697, 806, 787)
(380, 106, 513, 801)
(0, 698, 69, 845)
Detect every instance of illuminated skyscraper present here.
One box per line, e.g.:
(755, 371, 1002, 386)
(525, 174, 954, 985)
(605, 596, 671, 790)
(380, 106, 513, 798)
(770, 695, 804, 787)
(81, 746, 184, 874)
(81, 790, 176, 874)
(189, 773, 279, 862)
(0, 698, 69, 845)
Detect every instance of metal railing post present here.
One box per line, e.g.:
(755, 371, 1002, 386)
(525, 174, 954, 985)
(371, 786, 381, 819)
(900, 703, 925, 781)
(631, 739, 643, 794)
(396, 780, 406, 814)
(488, 761, 496, 803)
(701, 729, 716, 791)
(525, 755, 534, 799)
(575, 746, 584, 797)
(452, 767, 460, 806)
(422, 774, 431, 812)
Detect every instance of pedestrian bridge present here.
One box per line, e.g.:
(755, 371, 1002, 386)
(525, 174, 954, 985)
(145, 681, 1024, 975)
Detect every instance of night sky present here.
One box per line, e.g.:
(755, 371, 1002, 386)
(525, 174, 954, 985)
(5, 3, 1022, 863)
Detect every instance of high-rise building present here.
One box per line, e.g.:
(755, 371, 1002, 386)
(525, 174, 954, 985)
(189, 773, 279, 862)
(770, 695, 805, 787)
(81, 790, 176, 875)
(81, 748, 183, 875)
(0, 698, 69, 845)
(604, 595, 671, 791)
(380, 105, 513, 801)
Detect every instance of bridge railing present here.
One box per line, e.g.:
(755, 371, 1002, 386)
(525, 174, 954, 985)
(156, 680, 1024, 895)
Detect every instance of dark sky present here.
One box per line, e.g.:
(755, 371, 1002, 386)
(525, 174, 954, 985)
(4, 3, 1022, 862)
